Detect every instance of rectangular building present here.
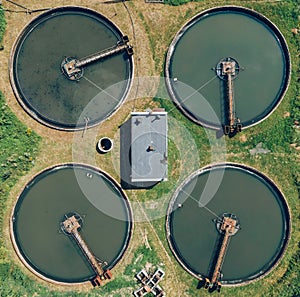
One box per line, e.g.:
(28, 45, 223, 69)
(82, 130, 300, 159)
(131, 110, 168, 183)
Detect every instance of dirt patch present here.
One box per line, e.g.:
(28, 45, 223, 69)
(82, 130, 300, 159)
(1, 1, 202, 294)
(2, 1, 291, 296)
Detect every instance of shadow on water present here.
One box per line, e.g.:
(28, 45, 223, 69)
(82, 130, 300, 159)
(196, 222, 225, 294)
(207, 234, 224, 279)
(216, 78, 240, 138)
(221, 79, 229, 129)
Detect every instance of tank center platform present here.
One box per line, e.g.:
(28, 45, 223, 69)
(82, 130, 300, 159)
(214, 57, 242, 135)
(204, 213, 240, 291)
(215, 213, 240, 236)
(10, 6, 134, 130)
(166, 163, 290, 286)
(165, 6, 290, 131)
(11, 164, 132, 284)
(61, 35, 133, 81)
(215, 57, 240, 81)
(61, 212, 112, 286)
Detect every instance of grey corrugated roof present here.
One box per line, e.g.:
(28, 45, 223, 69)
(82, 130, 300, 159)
(131, 112, 168, 182)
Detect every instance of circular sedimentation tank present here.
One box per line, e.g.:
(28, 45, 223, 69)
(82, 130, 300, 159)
(165, 6, 290, 130)
(11, 164, 132, 284)
(166, 163, 290, 285)
(10, 6, 134, 130)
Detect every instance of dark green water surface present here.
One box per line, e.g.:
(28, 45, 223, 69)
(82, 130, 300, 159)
(12, 165, 131, 283)
(12, 7, 132, 129)
(167, 164, 290, 283)
(167, 8, 289, 128)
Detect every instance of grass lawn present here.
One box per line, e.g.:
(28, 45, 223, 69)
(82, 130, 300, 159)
(0, 1, 299, 296)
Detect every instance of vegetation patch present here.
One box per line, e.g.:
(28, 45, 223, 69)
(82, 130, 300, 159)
(0, 93, 40, 235)
(0, 1, 299, 297)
